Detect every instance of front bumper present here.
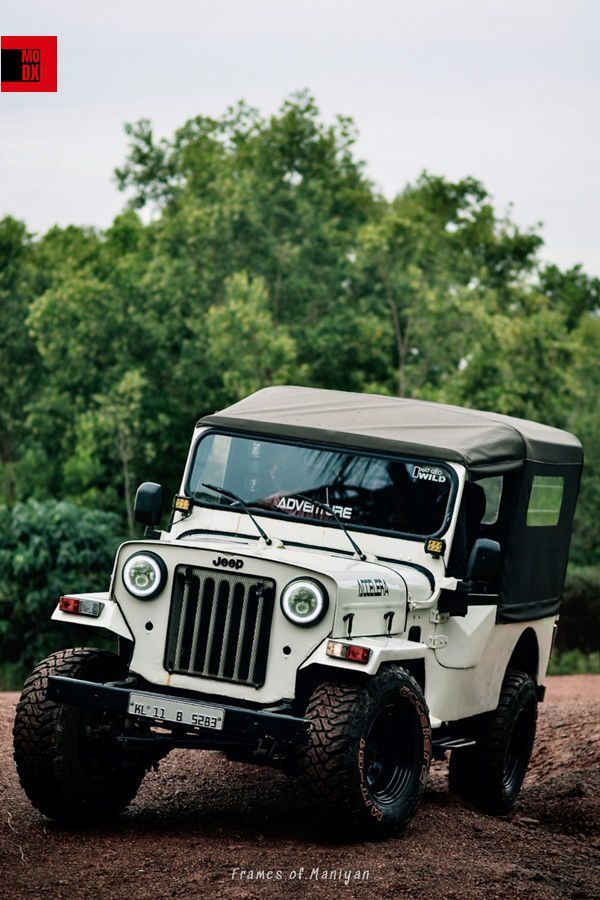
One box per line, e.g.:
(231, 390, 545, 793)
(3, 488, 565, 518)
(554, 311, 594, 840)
(46, 676, 311, 749)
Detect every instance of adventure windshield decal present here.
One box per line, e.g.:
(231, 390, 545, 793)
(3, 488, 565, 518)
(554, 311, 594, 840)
(276, 497, 353, 520)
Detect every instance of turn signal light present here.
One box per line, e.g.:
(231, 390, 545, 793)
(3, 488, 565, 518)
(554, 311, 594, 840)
(59, 596, 79, 614)
(346, 645, 371, 663)
(59, 596, 104, 618)
(326, 640, 371, 664)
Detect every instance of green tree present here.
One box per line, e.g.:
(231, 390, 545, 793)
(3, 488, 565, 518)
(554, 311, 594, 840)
(2, 93, 597, 576)
(352, 175, 543, 398)
(0, 500, 121, 675)
(66, 370, 160, 535)
(539, 263, 600, 329)
(201, 271, 304, 402)
(116, 92, 374, 330)
(442, 296, 576, 424)
(567, 315, 600, 563)
(0, 217, 41, 504)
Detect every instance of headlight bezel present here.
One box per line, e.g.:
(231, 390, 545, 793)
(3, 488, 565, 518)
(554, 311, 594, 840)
(122, 551, 167, 599)
(280, 577, 329, 626)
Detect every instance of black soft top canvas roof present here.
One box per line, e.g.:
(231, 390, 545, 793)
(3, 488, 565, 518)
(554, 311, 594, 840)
(200, 386, 583, 472)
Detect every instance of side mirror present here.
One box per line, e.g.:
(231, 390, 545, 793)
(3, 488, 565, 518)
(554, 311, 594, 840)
(466, 538, 501, 583)
(134, 482, 163, 528)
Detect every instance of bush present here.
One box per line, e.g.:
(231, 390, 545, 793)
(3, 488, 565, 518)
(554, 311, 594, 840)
(548, 649, 600, 676)
(557, 565, 600, 653)
(0, 500, 123, 683)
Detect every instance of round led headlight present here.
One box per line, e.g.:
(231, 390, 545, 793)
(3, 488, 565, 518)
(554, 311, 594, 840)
(122, 551, 166, 599)
(280, 578, 328, 626)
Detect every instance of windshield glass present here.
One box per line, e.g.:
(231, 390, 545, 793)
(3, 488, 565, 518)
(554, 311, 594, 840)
(187, 432, 455, 538)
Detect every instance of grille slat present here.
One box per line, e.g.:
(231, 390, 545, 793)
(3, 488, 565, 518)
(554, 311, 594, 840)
(204, 578, 223, 674)
(165, 566, 275, 688)
(233, 584, 250, 681)
(248, 592, 265, 684)
(173, 576, 192, 670)
(218, 584, 235, 678)
(188, 577, 204, 669)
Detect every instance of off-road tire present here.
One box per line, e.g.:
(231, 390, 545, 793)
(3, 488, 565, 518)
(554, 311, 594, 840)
(449, 669, 538, 814)
(299, 666, 431, 835)
(13, 647, 150, 823)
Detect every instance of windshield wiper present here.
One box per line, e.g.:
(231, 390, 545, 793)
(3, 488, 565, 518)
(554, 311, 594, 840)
(297, 494, 367, 561)
(202, 483, 273, 546)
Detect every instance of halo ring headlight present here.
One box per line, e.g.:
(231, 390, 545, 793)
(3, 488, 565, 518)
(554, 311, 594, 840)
(122, 551, 167, 599)
(280, 578, 328, 626)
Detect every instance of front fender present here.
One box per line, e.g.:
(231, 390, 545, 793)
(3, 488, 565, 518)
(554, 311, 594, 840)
(51, 592, 134, 641)
(300, 634, 427, 677)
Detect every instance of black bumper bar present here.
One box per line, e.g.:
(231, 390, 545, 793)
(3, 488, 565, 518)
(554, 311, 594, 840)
(46, 676, 311, 747)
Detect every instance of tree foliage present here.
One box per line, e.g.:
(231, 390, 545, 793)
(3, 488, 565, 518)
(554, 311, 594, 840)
(0, 501, 120, 673)
(0, 93, 597, 661)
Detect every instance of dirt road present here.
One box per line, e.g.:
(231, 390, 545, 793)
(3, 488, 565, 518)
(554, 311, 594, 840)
(1, 676, 599, 899)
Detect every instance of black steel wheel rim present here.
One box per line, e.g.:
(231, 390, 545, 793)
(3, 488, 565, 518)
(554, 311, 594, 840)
(364, 700, 416, 805)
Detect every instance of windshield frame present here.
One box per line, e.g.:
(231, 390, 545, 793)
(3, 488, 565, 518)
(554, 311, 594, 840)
(185, 428, 459, 542)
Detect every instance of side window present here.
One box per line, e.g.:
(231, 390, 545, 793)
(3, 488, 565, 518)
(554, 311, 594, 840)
(526, 475, 564, 526)
(478, 476, 503, 525)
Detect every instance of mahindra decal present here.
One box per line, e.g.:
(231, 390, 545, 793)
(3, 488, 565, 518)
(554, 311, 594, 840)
(357, 578, 390, 597)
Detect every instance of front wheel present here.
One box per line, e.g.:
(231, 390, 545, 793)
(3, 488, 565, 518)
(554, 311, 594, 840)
(300, 666, 431, 835)
(449, 669, 538, 814)
(13, 648, 152, 823)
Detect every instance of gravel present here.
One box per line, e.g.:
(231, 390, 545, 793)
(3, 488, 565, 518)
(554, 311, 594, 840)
(1, 675, 599, 899)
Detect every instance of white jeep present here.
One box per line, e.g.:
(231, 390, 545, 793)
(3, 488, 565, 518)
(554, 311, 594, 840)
(13, 386, 583, 834)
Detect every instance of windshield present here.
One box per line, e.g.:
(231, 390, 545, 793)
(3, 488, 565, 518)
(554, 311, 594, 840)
(187, 432, 455, 538)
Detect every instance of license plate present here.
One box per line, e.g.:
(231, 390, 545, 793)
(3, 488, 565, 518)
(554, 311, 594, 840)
(127, 692, 224, 731)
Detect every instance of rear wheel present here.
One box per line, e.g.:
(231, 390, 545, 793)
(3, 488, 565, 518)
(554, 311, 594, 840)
(449, 669, 538, 814)
(13, 648, 152, 823)
(300, 666, 431, 835)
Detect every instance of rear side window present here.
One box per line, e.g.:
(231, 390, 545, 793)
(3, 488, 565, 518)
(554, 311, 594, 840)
(527, 475, 564, 526)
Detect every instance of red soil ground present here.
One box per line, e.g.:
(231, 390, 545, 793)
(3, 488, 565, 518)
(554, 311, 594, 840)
(1, 675, 599, 899)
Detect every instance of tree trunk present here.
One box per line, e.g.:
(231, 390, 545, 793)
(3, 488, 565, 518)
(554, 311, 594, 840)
(0, 433, 16, 505)
(273, 238, 285, 326)
(387, 293, 410, 397)
(123, 460, 135, 538)
(117, 426, 135, 537)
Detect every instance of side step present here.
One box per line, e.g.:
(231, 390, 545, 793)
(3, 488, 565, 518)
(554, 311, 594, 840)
(432, 735, 477, 759)
(433, 737, 477, 750)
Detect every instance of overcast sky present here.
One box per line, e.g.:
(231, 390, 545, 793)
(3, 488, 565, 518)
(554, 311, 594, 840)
(1, 0, 599, 274)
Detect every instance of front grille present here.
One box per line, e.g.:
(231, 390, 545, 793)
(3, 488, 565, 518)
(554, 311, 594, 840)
(165, 566, 275, 688)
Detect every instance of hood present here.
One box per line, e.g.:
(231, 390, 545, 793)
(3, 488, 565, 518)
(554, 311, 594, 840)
(166, 532, 433, 638)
